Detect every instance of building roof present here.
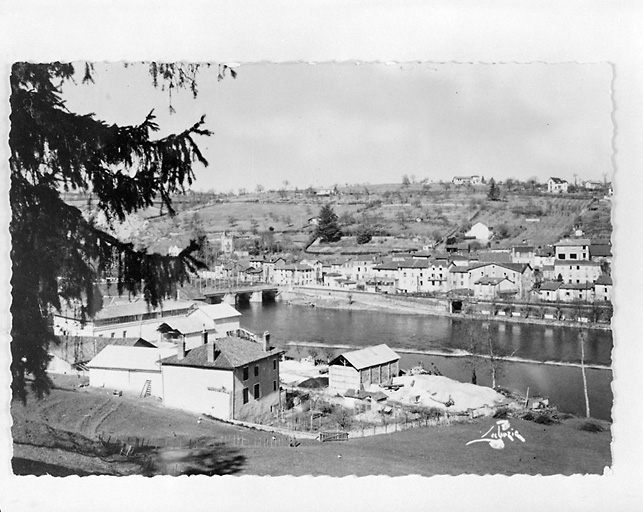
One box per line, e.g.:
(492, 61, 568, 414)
(88, 345, 175, 371)
(475, 276, 512, 285)
(595, 275, 613, 286)
(554, 259, 601, 267)
(512, 245, 535, 253)
(555, 238, 591, 247)
(198, 303, 242, 320)
(538, 281, 563, 291)
(590, 244, 612, 257)
(549, 177, 568, 184)
(559, 282, 594, 290)
(161, 337, 282, 369)
(374, 261, 400, 271)
(475, 251, 512, 263)
(330, 344, 400, 371)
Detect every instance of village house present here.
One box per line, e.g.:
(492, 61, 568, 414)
(451, 175, 482, 186)
(261, 256, 286, 283)
(328, 344, 400, 395)
(160, 335, 282, 421)
(593, 274, 612, 302)
(271, 262, 316, 286)
(589, 239, 612, 265)
(558, 282, 594, 303)
(547, 177, 569, 194)
(300, 258, 324, 283)
(553, 259, 602, 284)
(465, 222, 491, 243)
(473, 276, 518, 299)
(554, 238, 591, 261)
(534, 281, 563, 302)
(448, 262, 534, 299)
(511, 245, 536, 265)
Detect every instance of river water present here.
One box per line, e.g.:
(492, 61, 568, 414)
(237, 302, 614, 420)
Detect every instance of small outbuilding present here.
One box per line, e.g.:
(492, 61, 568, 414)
(87, 345, 175, 398)
(328, 344, 400, 395)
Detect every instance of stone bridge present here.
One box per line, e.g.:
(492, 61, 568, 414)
(202, 284, 279, 306)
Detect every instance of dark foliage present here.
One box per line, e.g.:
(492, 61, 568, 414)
(578, 419, 605, 433)
(9, 62, 213, 401)
(487, 178, 500, 201)
(316, 203, 342, 243)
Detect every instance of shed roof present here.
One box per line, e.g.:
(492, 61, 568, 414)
(88, 345, 175, 371)
(330, 344, 400, 371)
(555, 238, 591, 247)
(539, 281, 563, 291)
(595, 275, 613, 286)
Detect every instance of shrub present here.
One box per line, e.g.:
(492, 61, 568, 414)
(493, 407, 510, 419)
(522, 411, 535, 421)
(534, 413, 559, 425)
(578, 419, 605, 433)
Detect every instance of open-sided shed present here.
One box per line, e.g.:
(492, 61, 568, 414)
(328, 344, 400, 395)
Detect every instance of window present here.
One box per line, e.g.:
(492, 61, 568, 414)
(122, 330, 127, 338)
(570, 253, 577, 259)
(273, 380, 277, 392)
(273, 359, 277, 370)
(242, 388, 249, 404)
(202, 331, 208, 345)
(254, 365, 259, 377)
(577, 266, 580, 270)
(243, 367, 249, 381)
(254, 383, 260, 399)
(559, 254, 566, 260)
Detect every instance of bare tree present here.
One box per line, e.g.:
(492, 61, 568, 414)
(580, 330, 591, 418)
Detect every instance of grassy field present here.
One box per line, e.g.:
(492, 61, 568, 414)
(11, 375, 611, 476)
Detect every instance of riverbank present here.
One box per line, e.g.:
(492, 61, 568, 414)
(12, 375, 611, 476)
(283, 286, 612, 331)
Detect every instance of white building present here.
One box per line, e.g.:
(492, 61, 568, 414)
(53, 300, 241, 349)
(328, 344, 400, 395)
(465, 222, 491, 242)
(88, 345, 176, 398)
(161, 336, 282, 421)
(547, 177, 569, 194)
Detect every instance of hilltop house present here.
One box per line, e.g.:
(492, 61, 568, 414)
(465, 222, 491, 243)
(328, 344, 400, 395)
(160, 335, 283, 421)
(547, 177, 569, 194)
(452, 175, 483, 185)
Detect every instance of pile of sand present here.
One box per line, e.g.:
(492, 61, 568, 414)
(279, 360, 327, 386)
(386, 375, 507, 413)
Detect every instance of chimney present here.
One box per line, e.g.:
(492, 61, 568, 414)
(207, 341, 216, 363)
(262, 331, 271, 352)
(177, 336, 186, 360)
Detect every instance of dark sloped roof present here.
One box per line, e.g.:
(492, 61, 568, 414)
(595, 275, 613, 285)
(538, 281, 563, 291)
(475, 276, 512, 285)
(161, 337, 282, 369)
(590, 244, 612, 257)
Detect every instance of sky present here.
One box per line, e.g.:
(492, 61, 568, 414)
(61, 62, 614, 193)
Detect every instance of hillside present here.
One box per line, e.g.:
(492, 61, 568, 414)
(105, 183, 610, 257)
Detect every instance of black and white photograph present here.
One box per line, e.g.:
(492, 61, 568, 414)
(2, 3, 643, 511)
(7, 60, 614, 477)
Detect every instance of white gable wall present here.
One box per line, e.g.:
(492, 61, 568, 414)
(162, 365, 234, 419)
(89, 368, 163, 398)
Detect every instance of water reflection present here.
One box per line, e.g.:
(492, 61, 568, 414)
(238, 302, 613, 419)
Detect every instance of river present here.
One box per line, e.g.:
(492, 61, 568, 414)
(237, 302, 614, 420)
